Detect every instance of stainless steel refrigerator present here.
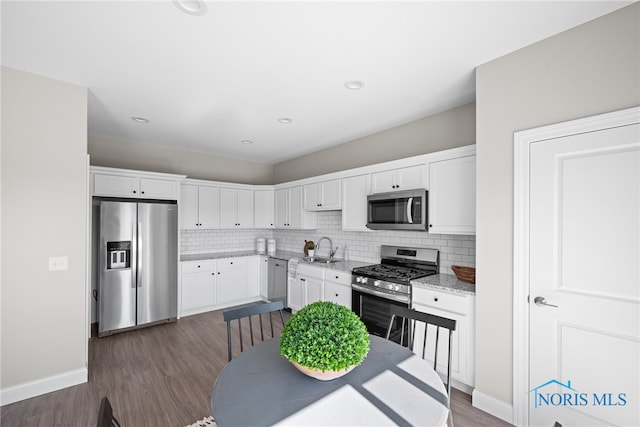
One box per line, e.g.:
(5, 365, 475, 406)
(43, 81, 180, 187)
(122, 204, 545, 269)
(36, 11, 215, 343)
(95, 198, 178, 336)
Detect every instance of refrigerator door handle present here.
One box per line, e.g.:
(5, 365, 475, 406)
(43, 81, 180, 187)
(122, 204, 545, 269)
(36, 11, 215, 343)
(137, 222, 142, 288)
(131, 222, 138, 288)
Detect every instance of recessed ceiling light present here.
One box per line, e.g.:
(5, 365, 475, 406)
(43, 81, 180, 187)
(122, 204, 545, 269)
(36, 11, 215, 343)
(278, 118, 293, 124)
(173, 0, 207, 16)
(344, 80, 364, 90)
(241, 140, 254, 145)
(131, 116, 150, 123)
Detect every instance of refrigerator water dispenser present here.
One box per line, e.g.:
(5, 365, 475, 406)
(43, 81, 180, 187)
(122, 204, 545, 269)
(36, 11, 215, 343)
(106, 241, 131, 270)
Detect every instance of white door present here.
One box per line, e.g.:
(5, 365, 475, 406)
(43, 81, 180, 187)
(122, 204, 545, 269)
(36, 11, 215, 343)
(528, 120, 639, 426)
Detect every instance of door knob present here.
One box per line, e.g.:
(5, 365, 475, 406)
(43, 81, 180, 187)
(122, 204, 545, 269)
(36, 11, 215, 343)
(534, 296, 558, 308)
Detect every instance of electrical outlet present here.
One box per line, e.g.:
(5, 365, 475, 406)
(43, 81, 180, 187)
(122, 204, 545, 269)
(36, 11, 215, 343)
(49, 256, 69, 271)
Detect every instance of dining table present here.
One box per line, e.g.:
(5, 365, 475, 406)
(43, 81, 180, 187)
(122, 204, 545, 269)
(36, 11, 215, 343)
(210, 334, 449, 426)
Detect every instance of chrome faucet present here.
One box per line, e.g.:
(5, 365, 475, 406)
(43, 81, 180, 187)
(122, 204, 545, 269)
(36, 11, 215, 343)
(316, 236, 338, 260)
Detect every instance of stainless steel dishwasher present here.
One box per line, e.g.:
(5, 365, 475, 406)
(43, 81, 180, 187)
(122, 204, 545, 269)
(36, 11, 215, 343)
(267, 257, 288, 306)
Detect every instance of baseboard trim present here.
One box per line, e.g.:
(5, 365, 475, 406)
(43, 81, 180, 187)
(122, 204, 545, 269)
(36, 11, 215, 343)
(1, 368, 87, 406)
(472, 389, 514, 425)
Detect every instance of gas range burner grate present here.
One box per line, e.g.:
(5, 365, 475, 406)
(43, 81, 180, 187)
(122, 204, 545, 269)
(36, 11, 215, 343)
(353, 264, 435, 282)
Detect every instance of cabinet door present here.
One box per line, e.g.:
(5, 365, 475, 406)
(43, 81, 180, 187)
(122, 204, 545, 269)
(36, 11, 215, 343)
(303, 183, 322, 210)
(219, 188, 238, 228)
(260, 256, 269, 298)
(139, 178, 178, 200)
(396, 164, 426, 190)
(216, 258, 247, 304)
(370, 170, 396, 193)
(181, 272, 215, 313)
(93, 174, 139, 197)
(198, 186, 219, 229)
(320, 179, 342, 209)
(305, 276, 324, 305)
(275, 188, 288, 228)
(428, 156, 476, 235)
(236, 189, 254, 228)
(288, 275, 304, 312)
(324, 281, 351, 308)
(180, 184, 200, 230)
(287, 186, 303, 228)
(254, 190, 275, 228)
(245, 256, 261, 298)
(342, 174, 371, 232)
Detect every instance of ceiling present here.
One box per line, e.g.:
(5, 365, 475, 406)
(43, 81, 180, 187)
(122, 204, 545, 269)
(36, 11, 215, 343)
(2, 1, 631, 164)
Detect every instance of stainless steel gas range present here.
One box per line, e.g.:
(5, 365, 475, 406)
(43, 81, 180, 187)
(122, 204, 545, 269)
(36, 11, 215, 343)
(351, 245, 439, 342)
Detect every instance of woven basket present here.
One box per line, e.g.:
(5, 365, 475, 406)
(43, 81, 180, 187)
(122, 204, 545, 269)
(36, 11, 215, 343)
(451, 265, 475, 284)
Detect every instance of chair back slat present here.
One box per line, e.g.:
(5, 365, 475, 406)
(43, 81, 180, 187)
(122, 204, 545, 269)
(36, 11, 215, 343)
(385, 304, 457, 408)
(224, 301, 286, 362)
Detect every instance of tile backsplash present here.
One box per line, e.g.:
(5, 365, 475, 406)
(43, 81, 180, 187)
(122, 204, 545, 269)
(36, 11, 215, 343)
(181, 211, 475, 274)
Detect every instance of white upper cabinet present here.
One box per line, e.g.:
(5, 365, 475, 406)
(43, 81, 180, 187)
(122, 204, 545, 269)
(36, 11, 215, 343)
(254, 189, 275, 228)
(303, 179, 341, 211)
(341, 174, 371, 232)
(275, 186, 317, 229)
(180, 183, 219, 230)
(370, 164, 426, 194)
(219, 188, 254, 228)
(91, 167, 184, 200)
(428, 155, 476, 235)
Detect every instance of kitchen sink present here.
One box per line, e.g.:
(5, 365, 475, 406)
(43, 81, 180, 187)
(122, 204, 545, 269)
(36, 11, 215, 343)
(303, 256, 342, 264)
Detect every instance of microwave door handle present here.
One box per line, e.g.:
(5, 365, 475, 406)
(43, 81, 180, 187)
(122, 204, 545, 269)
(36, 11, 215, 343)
(407, 197, 413, 224)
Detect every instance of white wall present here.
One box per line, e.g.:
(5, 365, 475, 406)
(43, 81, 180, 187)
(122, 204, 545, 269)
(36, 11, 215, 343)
(273, 102, 475, 184)
(474, 2, 639, 413)
(89, 134, 275, 185)
(1, 67, 88, 403)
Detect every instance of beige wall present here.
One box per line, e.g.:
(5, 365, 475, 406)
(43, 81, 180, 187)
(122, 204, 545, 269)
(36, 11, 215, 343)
(475, 2, 639, 408)
(89, 135, 274, 185)
(1, 68, 88, 389)
(273, 102, 475, 183)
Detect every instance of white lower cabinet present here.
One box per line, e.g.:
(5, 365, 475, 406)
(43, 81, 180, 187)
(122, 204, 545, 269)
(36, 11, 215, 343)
(287, 273, 304, 312)
(246, 256, 261, 299)
(411, 287, 475, 392)
(323, 270, 352, 308)
(259, 256, 269, 298)
(180, 261, 216, 316)
(180, 256, 263, 317)
(216, 257, 247, 304)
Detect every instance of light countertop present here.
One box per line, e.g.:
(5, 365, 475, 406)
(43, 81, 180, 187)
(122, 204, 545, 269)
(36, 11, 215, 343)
(411, 273, 476, 295)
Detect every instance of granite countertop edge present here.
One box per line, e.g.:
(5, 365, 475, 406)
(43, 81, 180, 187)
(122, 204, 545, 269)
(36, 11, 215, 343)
(411, 273, 476, 296)
(180, 250, 371, 273)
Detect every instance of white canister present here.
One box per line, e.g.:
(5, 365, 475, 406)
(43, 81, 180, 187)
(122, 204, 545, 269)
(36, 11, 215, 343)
(267, 238, 276, 254)
(256, 238, 266, 253)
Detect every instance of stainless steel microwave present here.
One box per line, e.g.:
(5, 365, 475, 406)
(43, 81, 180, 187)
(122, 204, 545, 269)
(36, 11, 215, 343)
(366, 189, 428, 231)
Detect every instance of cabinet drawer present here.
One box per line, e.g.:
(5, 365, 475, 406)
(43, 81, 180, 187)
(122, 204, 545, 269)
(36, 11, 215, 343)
(325, 269, 351, 286)
(217, 257, 246, 269)
(298, 264, 324, 279)
(412, 287, 470, 315)
(182, 260, 215, 273)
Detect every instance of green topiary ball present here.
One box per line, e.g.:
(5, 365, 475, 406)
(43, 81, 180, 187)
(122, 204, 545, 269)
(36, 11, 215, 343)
(280, 301, 370, 372)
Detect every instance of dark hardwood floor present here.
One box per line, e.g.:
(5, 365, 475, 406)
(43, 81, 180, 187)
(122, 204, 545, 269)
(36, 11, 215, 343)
(1, 309, 511, 426)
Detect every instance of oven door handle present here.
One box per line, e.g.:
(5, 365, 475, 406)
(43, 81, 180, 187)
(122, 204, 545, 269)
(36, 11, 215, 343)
(352, 283, 410, 304)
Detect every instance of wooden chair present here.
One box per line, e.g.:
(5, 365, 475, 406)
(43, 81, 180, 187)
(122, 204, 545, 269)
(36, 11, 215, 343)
(223, 300, 286, 362)
(385, 305, 457, 408)
(97, 396, 121, 427)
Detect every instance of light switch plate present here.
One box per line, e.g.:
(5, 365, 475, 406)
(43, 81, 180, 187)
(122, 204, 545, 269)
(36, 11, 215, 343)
(49, 256, 69, 271)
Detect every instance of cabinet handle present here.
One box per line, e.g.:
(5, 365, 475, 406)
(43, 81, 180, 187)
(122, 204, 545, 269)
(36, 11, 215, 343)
(429, 224, 433, 228)
(197, 265, 200, 268)
(211, 273, 214, 275)
(133, 190, 137, 194)
(335, 293, 339, 297)
(141, 191, 145, 194)
(230, 262, 233, 264)
(335, 275, 339, 279)
(434, 297, 438, 302)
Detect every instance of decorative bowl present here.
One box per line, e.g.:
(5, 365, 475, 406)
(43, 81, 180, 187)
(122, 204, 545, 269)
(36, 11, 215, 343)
(451, 265, 476, 284)
(291, 361, 356, 381)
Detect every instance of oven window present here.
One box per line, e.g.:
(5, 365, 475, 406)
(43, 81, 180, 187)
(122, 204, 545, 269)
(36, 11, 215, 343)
(353, 290, 409, 346)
